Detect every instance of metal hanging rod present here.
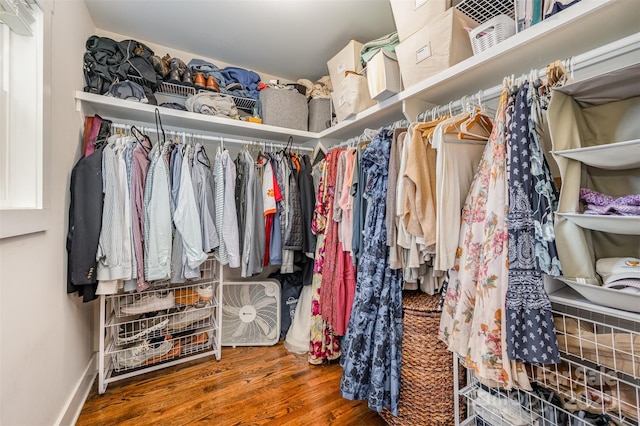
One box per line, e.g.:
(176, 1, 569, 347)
(110, 122, 314, 152)
(417, 32, 640, 122)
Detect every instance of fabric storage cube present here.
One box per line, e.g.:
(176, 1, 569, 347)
(308, 98, 332, 133)
(366, 49, 403, 101)
(259, 89, 308, 131)
(395, 8, 477, 90)
(331, 72, 377, 122)
(390, 0, 457, 42)
(326, 40, 364, 90)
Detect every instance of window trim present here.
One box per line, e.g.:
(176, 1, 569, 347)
(0, 0, 51, 239)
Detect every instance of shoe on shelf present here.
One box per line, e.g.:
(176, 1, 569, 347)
(196, 284, 213, 301)
(194, 72, 206, 88)
(144, 340, 182, 366)
(120, 291, 175, 316)
(174, 288, 200, 306)
(117, 312, 169, 344)
(167, 303, 212, 332)
(182, 332, 210, 354)
(206, 76, 219, 92)
(181, 67, 193, 87)
(115, 339, 173, 370)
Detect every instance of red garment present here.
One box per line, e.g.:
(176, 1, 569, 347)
(333, 243, 356, 336)
(319, 148, 345, 327)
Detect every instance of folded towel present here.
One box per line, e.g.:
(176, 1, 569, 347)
(360, 31, 400, 66)
(580, 188, 640, 216)
(185, 93, 239, 119)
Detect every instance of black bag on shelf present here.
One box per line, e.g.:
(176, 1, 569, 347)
(83, 35, 160, 94)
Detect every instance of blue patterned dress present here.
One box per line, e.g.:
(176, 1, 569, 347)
(505, 82, 561, 364)
(340, 129, 404, 415)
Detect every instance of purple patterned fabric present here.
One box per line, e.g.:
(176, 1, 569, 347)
(579, 188, 640, 216)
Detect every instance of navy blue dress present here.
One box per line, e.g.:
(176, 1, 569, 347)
(340, 129, 403, 415)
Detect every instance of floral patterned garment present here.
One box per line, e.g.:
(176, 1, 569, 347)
(505, 82, 561, 364)
(340, 130, 404, 415)
(309, 154, 341, 365)
(439, 85, 530, 390)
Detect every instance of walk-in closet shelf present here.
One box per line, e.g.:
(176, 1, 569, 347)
(98, 255, 222, 394)
(76, 0, 640, 146)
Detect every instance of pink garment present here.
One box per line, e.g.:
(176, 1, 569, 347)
(339, 148, 357, 252)
(131, 137, 152, 291)
(334, 244, 356, 336)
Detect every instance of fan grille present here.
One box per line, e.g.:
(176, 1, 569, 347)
(222, 281, 280, 346)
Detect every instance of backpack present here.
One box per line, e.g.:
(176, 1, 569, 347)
(83, 35, 161, 95)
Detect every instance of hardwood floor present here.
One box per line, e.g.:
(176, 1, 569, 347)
(77, 343, 387, 426)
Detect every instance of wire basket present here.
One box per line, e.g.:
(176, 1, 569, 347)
(469, 14, 516, 55)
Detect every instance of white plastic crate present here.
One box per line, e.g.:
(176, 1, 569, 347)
(469, 14, 516, 55)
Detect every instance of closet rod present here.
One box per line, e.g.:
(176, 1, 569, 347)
(416, 32, 640, 122)
(110, 122, 314, 152)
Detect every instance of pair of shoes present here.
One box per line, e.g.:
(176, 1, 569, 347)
(182, 332, 210, 354)
(167, 57, 192, 86)
(206, 76, 219, 92)
(194, 72, 206, 88)
(120, 291, 175, 316)
(167, 302, 212, 332)
(144, 340, 182, 365)
(117, 311, 169, 344)
(115, 339, 173, 369)
(194, 73, 218, 91)
(174, 288, 200, 306)
(196, 284, 213, 301)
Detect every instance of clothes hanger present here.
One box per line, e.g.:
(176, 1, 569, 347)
(154, 108, 166, 147)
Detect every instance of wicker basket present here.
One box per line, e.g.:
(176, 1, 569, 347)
(469, 14, 516, 55)
(381, 292, 463, 425)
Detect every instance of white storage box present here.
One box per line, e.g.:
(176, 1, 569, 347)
(331, 73, 377, 122)
(469, 14, 516, 55)
(366, 49, 403, 101)
(395, 8, 477, 90)
(326, 40, 364, 89)
(390, 0, 458, 42)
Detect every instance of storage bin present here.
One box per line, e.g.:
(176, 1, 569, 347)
(366, 49, 403, 101)
(308, 98, 332, 133)
(326, 40, 364, 90)
(390, 0, 457, 42)
(380, 292, 463, 425)
(395, 8, 477, 90)
(259, 89, 308, 131)
(331, 72, 377, 122)
(469, 14, 516, 55)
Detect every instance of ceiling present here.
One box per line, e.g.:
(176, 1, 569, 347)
(84, 0, 398, 82)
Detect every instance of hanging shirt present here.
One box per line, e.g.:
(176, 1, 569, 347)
(222, 150, 240, 268)
(130, 136, 152, 292)
(193, 143, 219, 253)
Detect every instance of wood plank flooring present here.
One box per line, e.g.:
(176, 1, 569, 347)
(77, 343, 387, 426)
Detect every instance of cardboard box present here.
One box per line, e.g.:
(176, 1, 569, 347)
(331, 73, 377, 122)
(327, 40, 364, 89)
(395, 8, 477, 90)
(390, 0, 458, 42)
(366, 49, 403, 101)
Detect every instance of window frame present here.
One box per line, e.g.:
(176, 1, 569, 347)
(0, 0, 51, 239)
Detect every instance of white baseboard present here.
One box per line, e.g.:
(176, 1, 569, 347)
(55, 352, 98, 426)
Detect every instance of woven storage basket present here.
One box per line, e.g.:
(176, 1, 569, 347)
(381, 291, 463, 425)
(469, 14, 516, 55)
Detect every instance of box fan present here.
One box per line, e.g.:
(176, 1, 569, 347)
(222, 280, 281, 346)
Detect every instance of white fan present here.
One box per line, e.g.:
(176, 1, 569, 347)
(222, 280, 281, 346)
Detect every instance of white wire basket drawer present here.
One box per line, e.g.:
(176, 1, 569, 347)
(108, 327, 215, 373)
(111, 282, 218, 318)
(552, 308, 640, 379)
(108, 300, 218, 346)
(469, 14, 516, 55)
(461, 374, 638, 426)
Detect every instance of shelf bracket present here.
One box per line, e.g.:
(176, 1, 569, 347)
(402, 99, 434, 122)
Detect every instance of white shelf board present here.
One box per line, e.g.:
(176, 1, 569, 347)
(557, 212, 640, 235)
(318, 0, 640, 141)
(549, 285, 640, 322)
(75, 91, 320, 145)
(552, 139, 640, 170)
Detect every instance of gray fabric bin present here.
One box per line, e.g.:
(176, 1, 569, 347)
(259, 89, 308, 131)
(308, 98, 332, 133)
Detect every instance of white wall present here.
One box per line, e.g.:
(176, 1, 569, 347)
(0, 1, 96, 424)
